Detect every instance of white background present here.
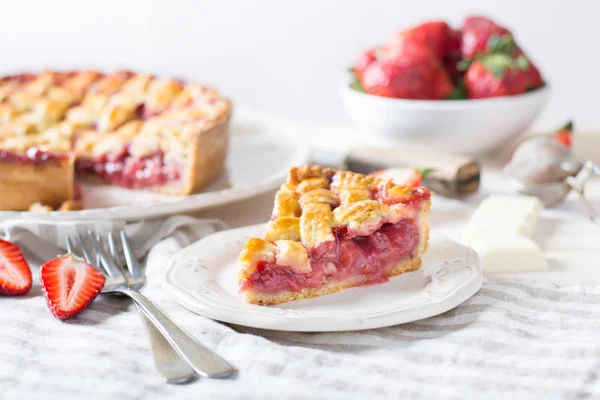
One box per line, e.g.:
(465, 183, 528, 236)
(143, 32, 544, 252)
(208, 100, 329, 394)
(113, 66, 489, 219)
(0, 0, 594, 128)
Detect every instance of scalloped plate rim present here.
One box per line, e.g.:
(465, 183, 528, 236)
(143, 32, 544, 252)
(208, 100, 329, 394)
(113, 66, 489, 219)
(164, 224, 483, 332)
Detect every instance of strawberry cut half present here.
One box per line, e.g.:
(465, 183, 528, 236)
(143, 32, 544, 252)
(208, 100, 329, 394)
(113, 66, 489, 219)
(40, 254, 106, 321)
(0, 239, 32, 296)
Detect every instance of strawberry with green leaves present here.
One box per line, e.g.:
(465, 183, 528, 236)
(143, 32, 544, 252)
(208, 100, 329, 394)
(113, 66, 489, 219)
(464, 53, 528, 99)
(362, 44, 453, 100)
(461, 32, 545, 91)
(515, 49, 544, 90)
(555, 120, 573, 148)
(483, 34, 544, 90)
(461, 16, 511, 59)
(0, 239, 32, 296)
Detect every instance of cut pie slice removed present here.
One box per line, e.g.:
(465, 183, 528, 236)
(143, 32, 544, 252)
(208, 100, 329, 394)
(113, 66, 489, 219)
(237, 165, 432, 305)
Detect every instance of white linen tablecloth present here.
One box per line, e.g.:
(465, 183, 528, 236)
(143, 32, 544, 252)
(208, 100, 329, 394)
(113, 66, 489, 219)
(2, 144, 600, 399)
(1, 209, 600, 400)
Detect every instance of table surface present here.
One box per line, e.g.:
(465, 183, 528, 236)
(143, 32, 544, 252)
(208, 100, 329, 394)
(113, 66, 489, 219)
(198, 126, 600, 285)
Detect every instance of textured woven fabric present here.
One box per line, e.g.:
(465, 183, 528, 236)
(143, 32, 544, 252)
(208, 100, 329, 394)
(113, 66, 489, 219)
(1, 216, 599, 399)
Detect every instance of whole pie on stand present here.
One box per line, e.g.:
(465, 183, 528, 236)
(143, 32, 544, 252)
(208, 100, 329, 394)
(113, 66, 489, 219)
(238, 165, 432, 305)
(0, 70, 232, 211)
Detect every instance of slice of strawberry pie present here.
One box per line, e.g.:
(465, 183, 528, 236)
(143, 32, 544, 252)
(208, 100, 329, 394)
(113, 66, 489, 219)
(237, 165, 432, 305)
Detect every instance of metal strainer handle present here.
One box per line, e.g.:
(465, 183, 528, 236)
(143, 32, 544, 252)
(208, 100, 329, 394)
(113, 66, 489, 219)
(565, 161, 600, 223)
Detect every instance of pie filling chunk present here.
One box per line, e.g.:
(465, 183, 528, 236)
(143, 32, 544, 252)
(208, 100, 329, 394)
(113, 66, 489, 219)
(0, 70, 232, 210)
(237, 165, 432, 305)
(76, 149, 183, 189)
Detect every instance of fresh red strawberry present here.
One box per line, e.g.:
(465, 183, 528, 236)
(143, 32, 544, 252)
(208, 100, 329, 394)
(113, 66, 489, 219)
(461, 16, 511, 59)
(514, 49, 544, 90)
(433, 67, 454, 99)
(523, 59, 543, 90)
(444, 28, 463, 83)
(388, 21, 450, 59)
(0, 239, 32, 296)
(464, 54, 527, 99)
(555, 120, 573, 148)
(354, 47, 384, 80)
(446, 28, 462, 58)
(362, 44, 453, 100)
(40, 254, 106, 321)
(462, 28, 544, 91)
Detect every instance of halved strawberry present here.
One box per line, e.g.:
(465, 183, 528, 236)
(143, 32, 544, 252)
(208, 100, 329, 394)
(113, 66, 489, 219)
(0, 239, 32, 296)
(40, 254, 106, 320)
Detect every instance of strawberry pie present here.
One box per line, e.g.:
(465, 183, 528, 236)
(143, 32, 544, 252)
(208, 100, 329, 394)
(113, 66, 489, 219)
(237, 165, 432, 305)
(0, 70, 232, 211)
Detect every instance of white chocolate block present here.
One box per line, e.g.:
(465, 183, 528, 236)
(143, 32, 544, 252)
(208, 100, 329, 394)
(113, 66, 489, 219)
(462, 195, 542, 246)
(471, 236, 548, 275)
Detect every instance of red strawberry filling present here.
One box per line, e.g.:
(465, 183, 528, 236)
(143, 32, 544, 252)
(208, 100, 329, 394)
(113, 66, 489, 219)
(76, 148, 182, 189)
(0, 149, 70, 164)
(240, 218, 419, 294)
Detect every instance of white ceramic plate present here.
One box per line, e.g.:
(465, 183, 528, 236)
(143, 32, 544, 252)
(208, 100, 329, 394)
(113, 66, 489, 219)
(0, 109, 310, 222)
(164, 224, 483, 332)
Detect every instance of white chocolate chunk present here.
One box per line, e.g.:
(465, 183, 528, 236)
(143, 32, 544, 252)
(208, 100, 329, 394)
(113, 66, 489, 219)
(471, 236, 548, 275)
(462, 195, 542, 245)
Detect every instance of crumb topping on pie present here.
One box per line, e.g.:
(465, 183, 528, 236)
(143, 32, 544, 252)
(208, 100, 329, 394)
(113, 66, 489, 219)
(238, 165, 432, 304)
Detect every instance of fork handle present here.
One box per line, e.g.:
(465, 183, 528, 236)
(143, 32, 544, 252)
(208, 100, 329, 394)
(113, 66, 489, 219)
(135, 305, 197, 383)
(119, 288, 236, 379)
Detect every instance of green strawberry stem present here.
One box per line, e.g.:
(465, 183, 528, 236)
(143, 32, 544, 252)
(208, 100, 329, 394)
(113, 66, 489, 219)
(447, 80, 468, 100)
(480, 54, 516, 78)
(416, 168, 436, 181)
(349, 68, 365, 92)
(486, 34, 517, 55)
(515, 55, 529, 71)
(456, 59, 473, 72)
(560, 120, 574, 132)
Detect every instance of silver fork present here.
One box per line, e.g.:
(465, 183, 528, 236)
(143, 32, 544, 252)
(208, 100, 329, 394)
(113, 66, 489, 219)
(67, 230, 236, 380)
(105, 232, 195, 384)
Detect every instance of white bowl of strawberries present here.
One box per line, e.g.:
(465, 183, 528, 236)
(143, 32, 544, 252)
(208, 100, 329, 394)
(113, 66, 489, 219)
(340, 16, 551, 156)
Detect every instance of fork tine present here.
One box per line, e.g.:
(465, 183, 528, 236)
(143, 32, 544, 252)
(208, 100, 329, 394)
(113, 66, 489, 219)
(88, 232, 125, 280)
(66, 237, 77, 256)
(67, 235, 108, 276)
(77, 233, 94, 264)
(120, 231, 142, 280)
(108, 232, 119, 262)
(96, 234, 114, 271)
